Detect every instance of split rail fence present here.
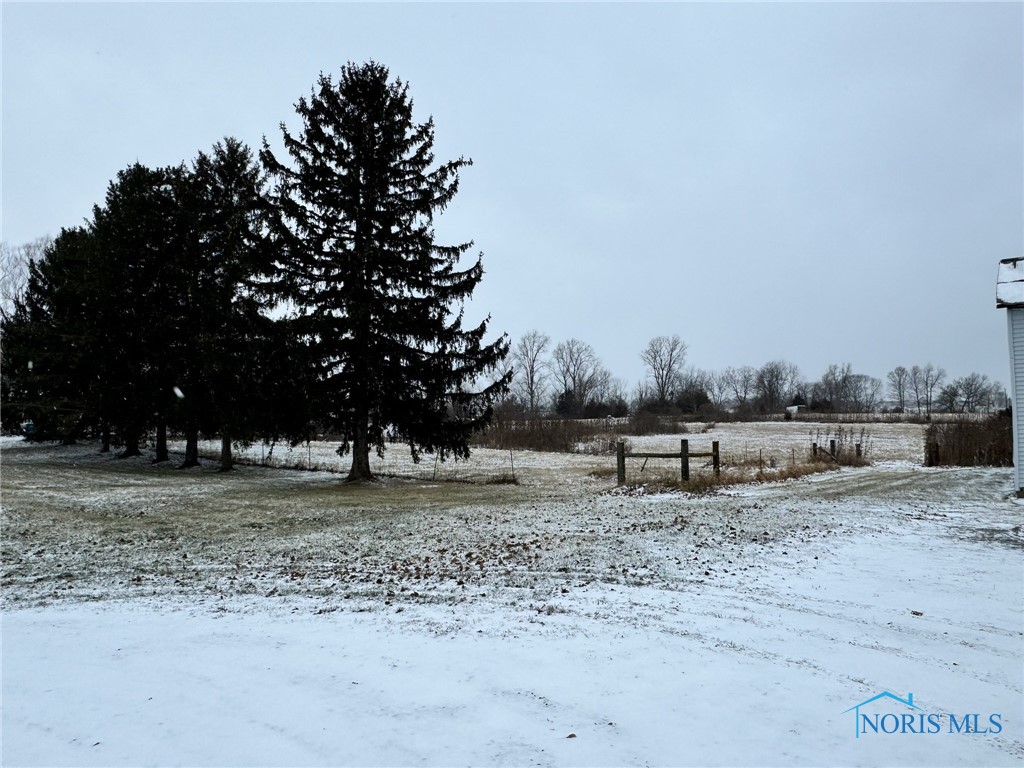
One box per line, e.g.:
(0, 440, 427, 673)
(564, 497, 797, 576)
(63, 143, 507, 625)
(615, 439, 720, 486)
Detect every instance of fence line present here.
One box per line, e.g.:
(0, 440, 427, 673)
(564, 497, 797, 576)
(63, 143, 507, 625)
(616, 439, 720, 486)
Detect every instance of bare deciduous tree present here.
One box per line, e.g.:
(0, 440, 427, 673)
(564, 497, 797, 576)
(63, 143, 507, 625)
(640, 334, 687, 404)
(848, 374, 883, 413)
(0, 237, 50, 319)
(674, 366, 712, 413)
(819, 363, 853, 412)
(679, 367, 710, 395)
(488, 358, 517, 409)
(603, 376, 629, 409)
(511, 330, 550, 414)
(922, 363, 946, 416)
(886, 366, 910, 412)
(937, 382, 960, 413)
(955, 372, 994, 413)
(632, 379, 651, 410)
(707, 369, 732, 411)
(755, 360, 800, 413)
(590, 370, 628, 415)
(723, 365, 757, 411)
(944, 375, 1003, 413)
(909, 365, 924, 413)
(551, 338, 604, 411)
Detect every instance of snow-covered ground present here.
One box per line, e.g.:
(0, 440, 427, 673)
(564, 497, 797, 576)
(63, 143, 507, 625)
(163, 419, 928, 482)
(1, 426, 1021, 766)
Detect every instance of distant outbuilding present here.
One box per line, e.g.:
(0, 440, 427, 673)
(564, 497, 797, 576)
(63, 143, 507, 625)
(996, 258, 1024, 496)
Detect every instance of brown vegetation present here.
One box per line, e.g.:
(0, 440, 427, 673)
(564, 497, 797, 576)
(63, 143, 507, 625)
(924, 413, 1012, 467)
(473, 418, 624, 454)
(612, 461, 842, 496)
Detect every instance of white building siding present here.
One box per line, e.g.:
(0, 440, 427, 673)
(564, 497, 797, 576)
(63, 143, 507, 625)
(1008, 309, 1024, 494)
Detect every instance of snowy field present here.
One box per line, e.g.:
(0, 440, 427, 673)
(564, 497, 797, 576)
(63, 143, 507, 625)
(162, 420, 926, 485)
(1, 423, 1022, 767)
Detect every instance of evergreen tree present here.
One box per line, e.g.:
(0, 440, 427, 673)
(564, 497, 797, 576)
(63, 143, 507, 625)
(261, 61, 509, 481)
(175, 138, 283, 470)
(90, 163, 181, 457)
(0, 292, 35, 432)
(0, 228, 102, 443)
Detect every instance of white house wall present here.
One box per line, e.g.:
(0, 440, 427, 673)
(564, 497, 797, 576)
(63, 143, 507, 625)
(1008, 309, 1024, 495)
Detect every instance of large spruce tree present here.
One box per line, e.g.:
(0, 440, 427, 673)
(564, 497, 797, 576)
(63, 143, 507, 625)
(90, 163, 181, 458)
(261, 61, 509, 481)
(175, 137, 283, 470)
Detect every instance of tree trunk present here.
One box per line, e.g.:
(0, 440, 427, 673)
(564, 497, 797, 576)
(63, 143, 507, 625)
(179, 426, 199, 468)
(118, 429, 141, 459)
(100, 422, 111, 453)
(219, 434, 233, 472)
(61, 415, 88, 447)
(152, 423, 169, 463)
(346, 421, 373, 482)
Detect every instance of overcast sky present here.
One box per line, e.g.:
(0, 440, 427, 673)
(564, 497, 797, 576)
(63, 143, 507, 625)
(3, 2, 1021, 391)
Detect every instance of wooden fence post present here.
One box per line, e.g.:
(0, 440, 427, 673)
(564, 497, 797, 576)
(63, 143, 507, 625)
(612, 441, 723, 484)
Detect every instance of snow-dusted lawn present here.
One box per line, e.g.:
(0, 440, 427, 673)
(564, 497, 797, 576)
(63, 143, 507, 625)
(1, 427, 1021, 766)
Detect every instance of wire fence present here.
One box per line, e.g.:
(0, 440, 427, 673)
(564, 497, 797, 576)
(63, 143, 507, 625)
(177, 439, 523, 484)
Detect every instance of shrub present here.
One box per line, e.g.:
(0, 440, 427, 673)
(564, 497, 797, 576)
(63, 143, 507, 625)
(628, 411, 689, 436)
(924, 413, 1012, 466)
(611, 462, 839, 495)
(473, 418, 622, 454)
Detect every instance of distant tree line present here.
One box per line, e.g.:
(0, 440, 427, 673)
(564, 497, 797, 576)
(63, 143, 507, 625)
(887, 365, 1005, 416)
(1, 62, 509, 479)
(499, 330, 1006, 420)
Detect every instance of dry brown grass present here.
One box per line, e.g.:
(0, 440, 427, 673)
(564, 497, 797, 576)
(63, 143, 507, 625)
(615, 460, 843, 495)
(808, 426, 872, 466)
(483, 473, 520, 486)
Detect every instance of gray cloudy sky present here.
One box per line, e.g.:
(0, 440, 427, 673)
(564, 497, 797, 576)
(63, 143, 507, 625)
(3, 2, 1021, 391)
